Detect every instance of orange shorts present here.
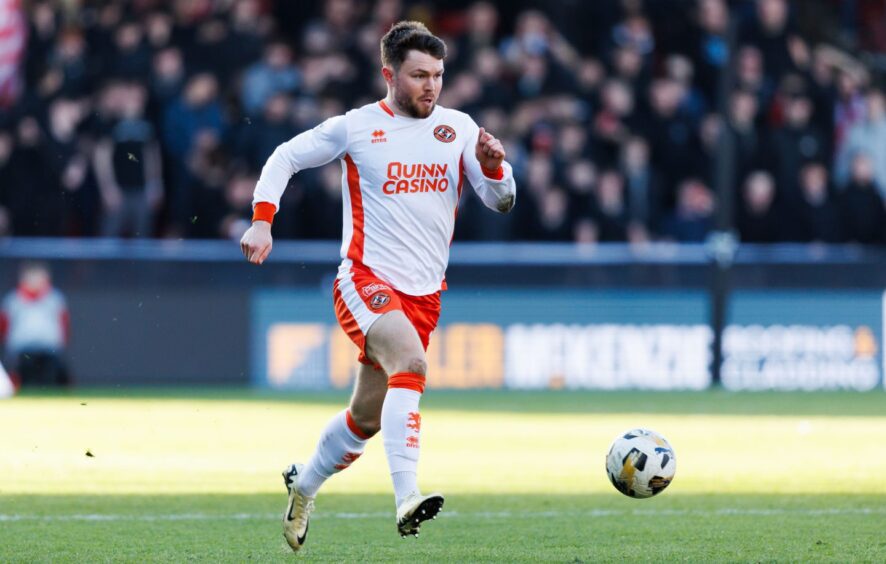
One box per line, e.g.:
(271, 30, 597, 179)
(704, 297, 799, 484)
(332, 265, 441, 366)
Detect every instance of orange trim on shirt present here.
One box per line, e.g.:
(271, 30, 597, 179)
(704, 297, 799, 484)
(481, 165, 504, 180)
(388, 372, 426, 394)
(252, 202, 276, 224)
(378, 100, 395, 117)
(344, 154, 365, 264)
(449, 156, 465, 246)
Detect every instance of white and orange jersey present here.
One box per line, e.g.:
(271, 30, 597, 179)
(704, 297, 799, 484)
(253, 100, 516, 295)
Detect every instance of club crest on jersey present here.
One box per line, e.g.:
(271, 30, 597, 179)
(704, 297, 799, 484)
(371, 129, 387, 143)
(433, 125, 456, 143)
(369, 292, 390, 309)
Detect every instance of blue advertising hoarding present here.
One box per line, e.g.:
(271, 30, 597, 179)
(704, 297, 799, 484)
(723, 291, 883, 391)
(252, 289, 711, 390)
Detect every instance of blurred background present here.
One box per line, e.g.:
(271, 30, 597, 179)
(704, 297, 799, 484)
(0, 0, 885, 392)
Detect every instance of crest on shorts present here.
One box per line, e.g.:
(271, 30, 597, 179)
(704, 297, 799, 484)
(434, 125, 456, 143)
(370, 292, 390, 309)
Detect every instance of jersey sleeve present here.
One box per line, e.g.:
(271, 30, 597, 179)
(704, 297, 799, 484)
(461, 117, 517, 213)
(252, 115, 349, 214)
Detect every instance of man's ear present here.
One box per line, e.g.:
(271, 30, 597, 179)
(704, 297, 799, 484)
(381, 66, 394, 84)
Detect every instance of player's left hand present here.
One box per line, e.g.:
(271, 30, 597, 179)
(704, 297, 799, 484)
(476, 127, 505, 172)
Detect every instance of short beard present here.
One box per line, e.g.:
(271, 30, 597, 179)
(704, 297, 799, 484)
(394, 81, 434, 118)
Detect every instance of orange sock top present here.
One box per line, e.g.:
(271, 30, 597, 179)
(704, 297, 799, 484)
(387, 372, 426, 394)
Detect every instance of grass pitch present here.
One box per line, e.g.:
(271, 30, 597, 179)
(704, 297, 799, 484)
(2, 390, 885, 562)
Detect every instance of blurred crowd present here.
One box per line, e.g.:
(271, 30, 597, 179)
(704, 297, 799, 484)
(1, 0, 885, 244)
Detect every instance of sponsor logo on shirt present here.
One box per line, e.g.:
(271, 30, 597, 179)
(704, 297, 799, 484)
(383, 161, 450, 195)
(434, 125, 456, 143)
(371, 129, 387, 143)
(361, 282, 392, 297)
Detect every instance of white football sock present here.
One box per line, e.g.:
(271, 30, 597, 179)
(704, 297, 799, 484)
(0, 362, 13, 399)
(297, 409, 371, 497)
(382, 372, 425, 507)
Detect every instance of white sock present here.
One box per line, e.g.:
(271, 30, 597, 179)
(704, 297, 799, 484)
(391, 471, 418, 505)
(0, 362, 13, 399)
(297, 409, 371, 497)
(382, 372, 425, 507)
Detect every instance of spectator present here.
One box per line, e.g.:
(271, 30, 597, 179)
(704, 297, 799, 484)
(643, 78, 698, 195)
(47, 97, 95, 236)
(453, 1, 500, 73)
(740, 0, 807, 82)
(5, 116, 64, 236)
(2, 0, 885, 245)
(145, 11, 174, 52)
(149, 47, 186, 126)
(839, 154, 886, 244)
(770, 91, 827, 208)
(833, 69, 867, 155)
(45, 27, 92, 98)
(795, 162, 842, 243)
(93, 82, 163, 237)
(530, 187, 573, 242)
(593, 79, 636, 165)
(733, 45, 774, 111)
(108, 20, 151, 79)
(738, 171, 782, 243)
(163, 72, 225, 231)
(727, 89, 768, 181)
(0, 262, 70, 387)
(687, 0, 729, 103)
(163, 73, 225, 159)
(592, 170, 631, 243)
(660, 178, 715, 243)
(564, 158, 597, 241)
(219, 168, 258, 241)
(619, 136, 662, 234)
(240, 40, 300, 117)
(235, 93, 299, 172)
(186, 131, 229, 237)
(835, 89, 886, 198)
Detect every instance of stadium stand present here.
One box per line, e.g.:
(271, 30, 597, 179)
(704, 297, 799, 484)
(0, 0, 884, 244)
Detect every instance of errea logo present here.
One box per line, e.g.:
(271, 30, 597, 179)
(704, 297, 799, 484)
(371, 129, 387, 144)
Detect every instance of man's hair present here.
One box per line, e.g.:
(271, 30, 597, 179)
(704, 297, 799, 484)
(380, 21, 447, 70)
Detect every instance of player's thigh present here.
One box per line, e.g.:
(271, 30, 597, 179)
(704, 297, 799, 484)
(348, 363, 387, 432)
(364, 310, 426, 374)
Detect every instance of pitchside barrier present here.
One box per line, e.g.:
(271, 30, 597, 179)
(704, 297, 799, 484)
(1, 239, 884, 391)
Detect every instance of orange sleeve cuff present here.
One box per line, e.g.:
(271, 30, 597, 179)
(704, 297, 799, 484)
(481, 165, 504, 180)
(252, 202, 277, 224)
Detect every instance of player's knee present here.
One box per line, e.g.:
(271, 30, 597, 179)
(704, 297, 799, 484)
(389, 354, 427, 377)
(403, 356, 427, 376)
(351, 410, 381, 437)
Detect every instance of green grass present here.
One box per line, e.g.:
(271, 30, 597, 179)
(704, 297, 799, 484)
(2, 390, 886, 562)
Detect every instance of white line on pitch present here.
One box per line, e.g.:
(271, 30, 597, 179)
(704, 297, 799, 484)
(1, 507, 884, 523)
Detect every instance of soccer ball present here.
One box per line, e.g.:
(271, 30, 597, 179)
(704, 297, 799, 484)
(606, 428, 676, 498)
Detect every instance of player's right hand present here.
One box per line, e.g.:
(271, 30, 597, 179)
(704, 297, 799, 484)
(240, 221, 273, 265)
